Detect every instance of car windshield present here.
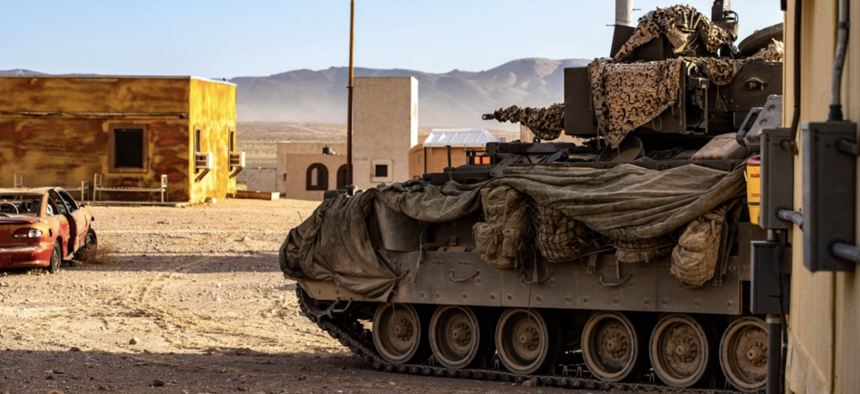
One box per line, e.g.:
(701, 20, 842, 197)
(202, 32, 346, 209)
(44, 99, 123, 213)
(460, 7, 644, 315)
(0, 193, 43, 217)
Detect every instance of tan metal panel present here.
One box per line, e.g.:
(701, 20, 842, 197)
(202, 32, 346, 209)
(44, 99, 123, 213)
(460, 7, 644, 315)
(783, 1, 849, 393)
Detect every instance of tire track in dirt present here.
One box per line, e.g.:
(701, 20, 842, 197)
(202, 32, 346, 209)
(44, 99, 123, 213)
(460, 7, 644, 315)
(110, 258, 338, 355)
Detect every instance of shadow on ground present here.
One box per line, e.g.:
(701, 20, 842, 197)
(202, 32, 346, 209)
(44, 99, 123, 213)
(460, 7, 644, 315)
(0, 347, 570, 394)
(1, 254, 282, 276)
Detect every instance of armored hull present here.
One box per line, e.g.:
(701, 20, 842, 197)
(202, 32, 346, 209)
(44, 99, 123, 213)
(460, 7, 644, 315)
(290, 153, 771, 392)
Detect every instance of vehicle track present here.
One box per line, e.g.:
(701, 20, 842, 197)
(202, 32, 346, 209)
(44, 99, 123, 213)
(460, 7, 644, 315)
(296, 288, 749, 394)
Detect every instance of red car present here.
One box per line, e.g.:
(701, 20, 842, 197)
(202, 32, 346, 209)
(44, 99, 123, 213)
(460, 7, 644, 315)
(0, 187, 97, 273)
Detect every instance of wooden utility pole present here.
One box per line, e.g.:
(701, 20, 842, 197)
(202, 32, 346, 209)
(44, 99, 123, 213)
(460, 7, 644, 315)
(346, 0, 355, 186)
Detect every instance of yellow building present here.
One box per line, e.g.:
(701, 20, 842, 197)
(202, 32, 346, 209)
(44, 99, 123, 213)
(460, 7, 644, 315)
(782, 1, 860, 393)
(0, 76, 240, 204)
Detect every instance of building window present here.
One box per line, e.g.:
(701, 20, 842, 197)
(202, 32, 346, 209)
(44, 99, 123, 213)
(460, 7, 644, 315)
(374, 164, 388, 178)
(306, 163, 328, 191)
(336, 164, 350, 189)
(109, 124, 148, 173)
(229, 131, 235, 152)
(370, 159, 393, 183)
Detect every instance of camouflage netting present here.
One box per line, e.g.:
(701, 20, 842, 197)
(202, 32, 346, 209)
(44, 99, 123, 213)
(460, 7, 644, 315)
(533, 205, 596, 263)
(489, 104, 564, 141)
(616, 235, 675, 264)
(613, 5, 735, 62)
(695, 40, 784, 85)
(280, 164, 746, 299)
(590, 41, 784, 148)
(589, 57, 684, 149)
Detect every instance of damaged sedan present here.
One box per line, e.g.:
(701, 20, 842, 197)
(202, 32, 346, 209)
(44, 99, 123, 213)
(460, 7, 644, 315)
(0, 187, 96, 273)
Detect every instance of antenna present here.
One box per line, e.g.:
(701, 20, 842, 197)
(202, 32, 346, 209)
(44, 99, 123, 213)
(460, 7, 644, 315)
(346, 0, 355, 186)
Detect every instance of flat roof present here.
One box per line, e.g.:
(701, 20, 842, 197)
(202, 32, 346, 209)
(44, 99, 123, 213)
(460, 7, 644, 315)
(0, 75, 236, 87)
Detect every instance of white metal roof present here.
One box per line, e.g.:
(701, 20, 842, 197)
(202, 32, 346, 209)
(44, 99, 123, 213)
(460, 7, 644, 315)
(422, 128, 498, 148)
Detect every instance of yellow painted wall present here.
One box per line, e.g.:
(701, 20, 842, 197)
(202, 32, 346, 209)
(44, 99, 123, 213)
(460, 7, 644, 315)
(784, 1, 860, 393)
(0, 77, 193, 201)
(0, 76, 189, 113)
(188, 78, 237, 204)
(0, 76, 236, 203)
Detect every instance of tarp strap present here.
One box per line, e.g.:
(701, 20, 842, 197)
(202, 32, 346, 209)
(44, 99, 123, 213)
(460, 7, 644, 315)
(413, 226, 427, 284)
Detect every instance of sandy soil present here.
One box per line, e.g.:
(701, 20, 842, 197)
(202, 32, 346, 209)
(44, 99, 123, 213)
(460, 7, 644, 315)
(0, 199, 581, 394)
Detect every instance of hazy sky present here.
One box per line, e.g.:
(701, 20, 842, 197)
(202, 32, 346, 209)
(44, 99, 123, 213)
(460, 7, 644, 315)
(1, 0, 784, 78)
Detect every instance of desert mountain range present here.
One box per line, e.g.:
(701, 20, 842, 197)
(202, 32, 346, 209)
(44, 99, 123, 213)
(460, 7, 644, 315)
(230, 58, 589, 130)
(4, 58, 591, 130)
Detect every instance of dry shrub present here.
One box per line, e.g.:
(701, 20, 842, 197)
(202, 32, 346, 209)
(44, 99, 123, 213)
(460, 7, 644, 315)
(78, 240, 118, 265)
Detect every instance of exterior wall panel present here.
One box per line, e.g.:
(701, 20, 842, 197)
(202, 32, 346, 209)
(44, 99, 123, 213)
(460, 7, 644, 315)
(784, 1, 860, 393)
(188, 78, 238, 204)
(352, 77, 418, 190)
(276, 142, 347, 201)
(0, 76, 189, 114)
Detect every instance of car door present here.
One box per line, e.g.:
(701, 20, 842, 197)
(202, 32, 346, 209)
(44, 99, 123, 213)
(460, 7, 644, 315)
(58, 189, 88, 251)
(51, 189, 86, 254)
(46, 193, 72, 258)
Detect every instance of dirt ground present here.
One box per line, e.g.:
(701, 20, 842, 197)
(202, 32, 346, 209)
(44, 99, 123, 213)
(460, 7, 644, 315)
(0, 199, 589, 394)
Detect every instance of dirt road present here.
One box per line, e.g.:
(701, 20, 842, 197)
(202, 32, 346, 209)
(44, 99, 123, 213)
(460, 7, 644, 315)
(0, 200, 581, 394)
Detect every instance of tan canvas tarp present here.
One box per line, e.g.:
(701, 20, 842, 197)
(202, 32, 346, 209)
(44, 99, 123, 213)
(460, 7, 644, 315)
(280, 164, 745, 300)
(280, 188, 399, 301)
(379, 164, 744, 240)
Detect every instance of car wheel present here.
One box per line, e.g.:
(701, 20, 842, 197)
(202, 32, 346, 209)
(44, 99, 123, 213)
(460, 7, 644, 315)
(75, 229, 98, 262)
(48, 241, 62, 274)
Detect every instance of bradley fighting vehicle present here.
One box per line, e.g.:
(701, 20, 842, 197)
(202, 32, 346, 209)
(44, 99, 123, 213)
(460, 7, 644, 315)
(280, 2, 787, 392)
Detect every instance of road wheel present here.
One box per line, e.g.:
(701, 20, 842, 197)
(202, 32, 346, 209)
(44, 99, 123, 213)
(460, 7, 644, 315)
(372, 303, 423, 365)
(48, 241, 62, 274)
(75, 229, 98, 262)
(495, 308, 561, 374)
(581, 311, 644, 382)
(429, 305, 493, 369)
(650, 314, 714, 388)
(719, 317, 768, 392)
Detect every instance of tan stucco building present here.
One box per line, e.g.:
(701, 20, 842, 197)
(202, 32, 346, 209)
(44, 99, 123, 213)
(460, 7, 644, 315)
(275, 77, 418, 200)
(352, 77, 418, 190)
(275, 142, 347, 201)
